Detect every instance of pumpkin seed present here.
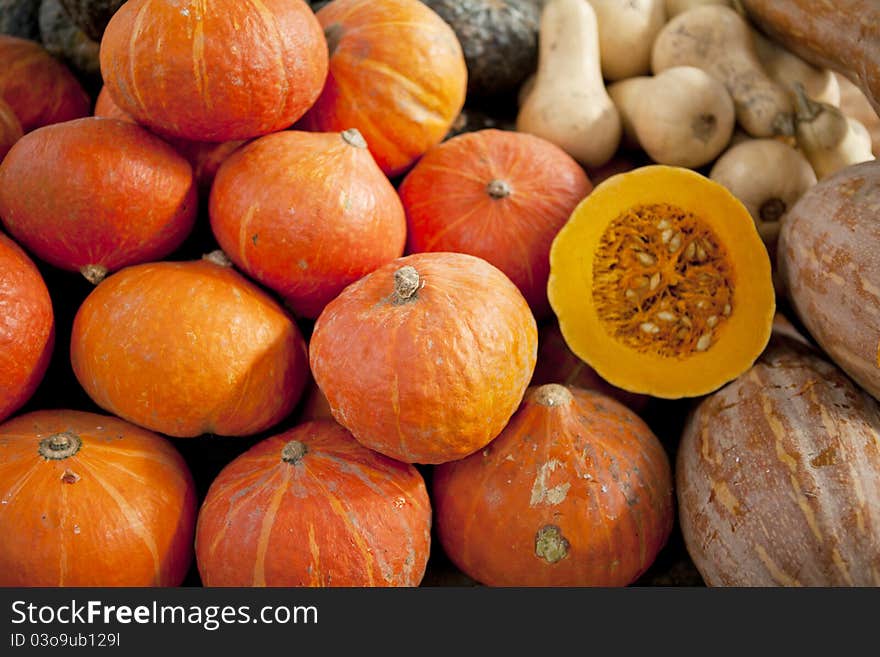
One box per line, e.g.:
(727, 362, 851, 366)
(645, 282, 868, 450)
(696, 333, 712, 351)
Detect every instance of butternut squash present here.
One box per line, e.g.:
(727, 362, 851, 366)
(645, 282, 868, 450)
(607, 76, 648, 150)
(709, 138, 816, 255)
(517, 0, 621, 168)
(793, 84, 875, 180)
(587, 0, 666, 82)
(651, 5, 794, 138)
(624, 67, 735, 168)
(750, 27, 839, 107)
(665, 0, 731, 17)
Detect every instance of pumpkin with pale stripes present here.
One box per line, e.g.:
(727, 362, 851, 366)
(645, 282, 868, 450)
(0, 410, 197, 586)
(195, 420, 432, 587)
(433, 384, 674, 586)
(99, 0, 328, 142)
(677, 335, 880, 586)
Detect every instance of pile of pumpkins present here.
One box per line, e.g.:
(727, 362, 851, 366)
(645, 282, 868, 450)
(0, 0, 879, 588)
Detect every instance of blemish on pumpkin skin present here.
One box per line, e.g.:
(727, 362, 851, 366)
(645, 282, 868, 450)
(535, 525, 569, 564)
(529, 460, 571, 506)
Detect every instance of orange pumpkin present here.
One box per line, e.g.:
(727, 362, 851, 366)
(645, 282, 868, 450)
(531, 321, 652, 414)
(0, 98, 22, 161)
(93, 86, 247, 196)
(195, 419, 432, 587)
(70, 255, 309, 438)
(299, 0, 467, 177)
(0, 233, 54, 424)
(399, 129, 591, 318)
(0, 409, 197, 586)
(0, 34, 90, 132)
(99, 0, 328, 142)
(210, 129, 406, 319)
(0, 117, 197, 284)
(433, 384, 674, 586)
(309, 252, 538, 464)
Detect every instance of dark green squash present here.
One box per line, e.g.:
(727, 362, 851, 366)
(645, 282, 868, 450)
(421, 0, 540, 100)
(58, 0, 124, 42)
(0, 0, 41, 40)
(39, 0, 99, 83)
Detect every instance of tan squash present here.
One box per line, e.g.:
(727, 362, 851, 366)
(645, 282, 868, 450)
(607, 76, 649, 150)
(677, 335, 880, 586)
(548, 165, 774, 399)
(586, 0, 666, 82)
(793, 84, 875, 180)
(627, 67, 735, 168)
(750, 28, 839, 107)
(665, 0, 731, 17)
(517, 0, 621, 168)
(709, 138, 816, 255)
(651, 5, 794, 138)
(835, 73, 880, 158)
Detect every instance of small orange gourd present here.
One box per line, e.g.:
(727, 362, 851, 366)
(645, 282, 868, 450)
(548, 165, 775, 398)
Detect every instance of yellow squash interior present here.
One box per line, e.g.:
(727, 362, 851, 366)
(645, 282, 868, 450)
(548, 165, 775, 399)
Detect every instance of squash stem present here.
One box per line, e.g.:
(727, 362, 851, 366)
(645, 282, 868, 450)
(38, 432, 82, 460)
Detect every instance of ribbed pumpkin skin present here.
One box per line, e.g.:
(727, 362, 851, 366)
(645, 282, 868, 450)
(778, 160, 880, 401)
(0, 117, 197, 278)
(299, 0, 467, 177)
(309, 252, 538, 464)
(0, 34, 90, 132)
(677, 336, 880, 586)
(399, 129, 591, 319)
(0, 97, 21, 161)
(195, 420, 432, 587)
(433, 384, 674, 586)
(531, 321, 651, 415)
(70, 259, 309, 438)
(0, 233, 54, 424)
(99, 0, 328, 142)
(210, 130, 406, 319)
(0, 409, 197, 586)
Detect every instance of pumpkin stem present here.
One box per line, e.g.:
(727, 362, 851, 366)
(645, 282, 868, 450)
(282, 440, 308, 464)
(534, 384, 573, 407)
(203, 250, 233, 267)
(341, 128, 367, 149)
(392, 266, 421, 304)
(80, 264, 109, 285)
(38, 432, 82, 460)
(486, 179, 511, 199)
(759, 198, 786, 223)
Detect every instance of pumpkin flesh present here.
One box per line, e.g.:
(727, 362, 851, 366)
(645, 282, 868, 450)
(548, 165, 775, 398)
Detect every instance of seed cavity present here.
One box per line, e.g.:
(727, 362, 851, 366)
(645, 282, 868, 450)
(591, 203, 735, 358)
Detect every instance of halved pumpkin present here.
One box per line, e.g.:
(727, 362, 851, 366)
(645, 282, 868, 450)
(548, 165, 775, 398)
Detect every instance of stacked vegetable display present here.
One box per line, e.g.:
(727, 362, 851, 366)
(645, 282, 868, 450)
(0, 0, 878, 588)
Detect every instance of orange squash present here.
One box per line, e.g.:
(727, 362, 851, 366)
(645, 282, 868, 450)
(309, 252, 538, 464)
(210, 129, 406, 319)
(298, 0, 467, 177)
(70, 255, 309, 438)
(548, 165, 775, 399)
(433, 384, 674, 586)
(0, 98, 22, 161)
(398, 129, 591, 319)
(0, 35, 90, 132)
(0, 409, 197, 586)
(0, 233, 54, 424)
(99, 0, 328, 142)
(0, 117, 197, 284)
(195, 419, 432, 587)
